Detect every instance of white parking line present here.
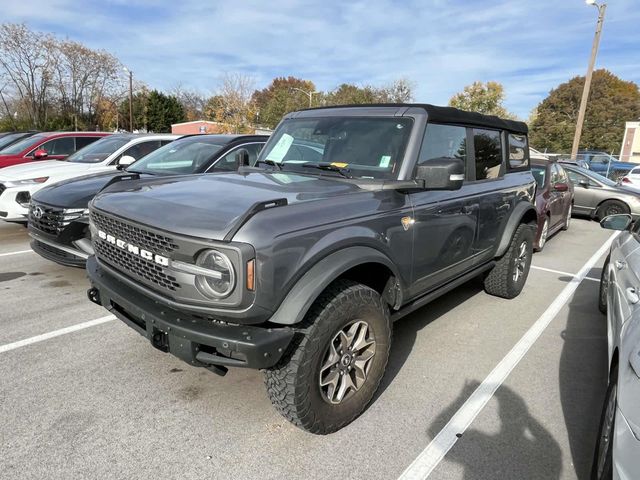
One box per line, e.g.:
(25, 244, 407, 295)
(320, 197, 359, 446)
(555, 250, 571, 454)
(0, 315, 116, 354)
(398, 232, 618, 480)
(0, 249, 34, 257)
(530, 265, 600, 283)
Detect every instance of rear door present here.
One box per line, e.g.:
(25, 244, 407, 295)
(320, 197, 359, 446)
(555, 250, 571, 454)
(548, 163, 565, 227)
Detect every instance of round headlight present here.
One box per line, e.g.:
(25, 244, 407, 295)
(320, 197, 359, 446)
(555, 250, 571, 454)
(194, 249, 235, 299)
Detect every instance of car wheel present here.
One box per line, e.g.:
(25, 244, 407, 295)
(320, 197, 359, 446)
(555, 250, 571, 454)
(536, 217, 549, 252)
(562, 204, 572, 231)
(591, 365, 617, 480)
(597, 200, 629, 220)
(598, 256, 609, 314)
(264, 279, 391, 434)
(484, 223, 534, 299)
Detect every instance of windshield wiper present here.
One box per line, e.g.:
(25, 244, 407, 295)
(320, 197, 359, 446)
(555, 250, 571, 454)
(302, 162, 352, 178)
(255, 159, 283, 170)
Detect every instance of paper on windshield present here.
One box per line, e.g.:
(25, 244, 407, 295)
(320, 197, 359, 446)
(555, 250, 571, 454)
(265, 134, 294, 162)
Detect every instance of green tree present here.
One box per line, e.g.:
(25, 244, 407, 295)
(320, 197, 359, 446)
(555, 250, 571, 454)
(325, 83, 379, 106)
(529, 69, 640, 153)
(449, 81, 516, 119)
(118, 90, 148, 132)
(146, 90, 185, 132)
(252, 77, 316, 129)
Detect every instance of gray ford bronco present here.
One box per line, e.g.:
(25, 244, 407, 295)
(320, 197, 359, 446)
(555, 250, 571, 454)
(86, 104, 537, 434)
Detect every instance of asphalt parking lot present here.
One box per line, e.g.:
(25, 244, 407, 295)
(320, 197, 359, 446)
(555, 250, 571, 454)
(0, 218, 614, 479)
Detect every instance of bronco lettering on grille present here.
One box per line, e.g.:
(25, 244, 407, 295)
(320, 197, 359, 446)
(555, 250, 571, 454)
(97, 229, 170, 266)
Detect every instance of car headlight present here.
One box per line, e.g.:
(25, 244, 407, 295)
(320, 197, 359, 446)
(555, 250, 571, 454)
(13, 177, 49, 186)
(193, 249, 235, 299)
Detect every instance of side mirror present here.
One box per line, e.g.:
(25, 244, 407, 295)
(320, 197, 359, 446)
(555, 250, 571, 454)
(33, 149, 48, 160)
(578, 180, 590, 188)
(600, 214, 632, 231)
(234, 149, 250, 168)
(554, 182, 569, 192)
(116, 155, 136, 170)
(415, 158, 465, 191)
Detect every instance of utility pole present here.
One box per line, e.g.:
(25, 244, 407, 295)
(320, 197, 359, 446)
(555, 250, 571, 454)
(289, 87, 318, 108)
(571, 1, 607, 160)
(124, 67, 134, 132)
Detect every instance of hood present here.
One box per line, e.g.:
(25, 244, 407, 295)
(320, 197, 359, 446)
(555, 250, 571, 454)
(91, 171, 363, 240)
(32, 171, 130, 209)
(0, 160, 98, 180)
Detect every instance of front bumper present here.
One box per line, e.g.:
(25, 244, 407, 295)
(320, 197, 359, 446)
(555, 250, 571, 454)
(0, 184, 38, 221)
(613, 407, 640, 480)
(87, 256, 294, 370)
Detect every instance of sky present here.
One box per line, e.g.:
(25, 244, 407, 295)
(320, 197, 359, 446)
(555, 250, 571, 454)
(3, 0, 639, 119)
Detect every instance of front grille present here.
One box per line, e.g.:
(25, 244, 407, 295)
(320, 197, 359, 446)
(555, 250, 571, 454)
(29, 203, 65, 234)
(91, 210, 181, 292)
(0, 184, 5, 197)
(91, 210, 179, 255)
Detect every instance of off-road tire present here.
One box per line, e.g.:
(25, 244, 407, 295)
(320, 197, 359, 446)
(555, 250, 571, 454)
(591, 365, 617, 480)
(484, 223, 534, 299)
(598, 256, 610, 314)
(264, 279, 391, 434)
(596, 200, 629, 220)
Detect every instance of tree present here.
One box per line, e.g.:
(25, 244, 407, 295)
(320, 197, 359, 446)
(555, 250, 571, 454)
(214, 73, 256, 133)
(449, 81, 516, 119)
(146, 90, 185, 132)
(377, 78, 415, 103)
(171, 84, 206, 121)
(118, 90, 148, 132)
(252, 76, 316, 129)
(529, 69, 640, 153)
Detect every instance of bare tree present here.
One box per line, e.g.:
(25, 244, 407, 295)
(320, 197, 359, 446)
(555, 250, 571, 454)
(216, 73, 256, 133)
(170, 83, 206, 121)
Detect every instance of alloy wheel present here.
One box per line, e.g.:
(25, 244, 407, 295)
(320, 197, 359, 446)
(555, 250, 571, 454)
(539, 219, 549, 249)
(319, 320, 376, 404)
(513, 241, 528, 283)
(595, 382, 617, 478)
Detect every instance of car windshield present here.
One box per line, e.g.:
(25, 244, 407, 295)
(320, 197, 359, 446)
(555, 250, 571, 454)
(531, 165, 546, 188)
(0, 133, 47, 154)
(0, 133, 33, 151)
(68, 136, 132, 163)
(128, 137, 224, 174)
(258, 117, 414, 180)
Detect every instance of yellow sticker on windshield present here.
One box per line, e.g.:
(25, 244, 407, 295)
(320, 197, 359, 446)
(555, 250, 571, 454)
(331, 162, 348, 168)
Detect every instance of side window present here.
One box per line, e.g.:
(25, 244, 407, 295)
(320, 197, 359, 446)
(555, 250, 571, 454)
(39, 137, 75, 156)
(507, 133, 528, 170)
(115, 141, 161, 164)
(591, 154, 609, 165)
(75, 136, 100, 151)
(550, 164, 561, 185)
(566, 170, 593, 186)
(473, 128, 502, 180)
(417, 124, 467, 167)
(214, 143, 264, 172)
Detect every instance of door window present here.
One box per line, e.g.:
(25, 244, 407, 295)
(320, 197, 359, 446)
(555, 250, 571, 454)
(75, 136, 102, 151)
(38, 137, 75, 156)
(115, 140, 162, 164)
(566, 169, 596, 187)
(214, 143, 265, 172)
(473, 129, 503, 180)
(417, 124, 467, 167)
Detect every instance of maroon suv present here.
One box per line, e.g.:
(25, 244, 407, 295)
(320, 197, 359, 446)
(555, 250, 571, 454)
(0, 132, 111, 169)
(531, 157, 574, 251)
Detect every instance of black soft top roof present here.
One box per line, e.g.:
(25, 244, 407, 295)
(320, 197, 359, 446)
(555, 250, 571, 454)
(297, 103, 528, 134)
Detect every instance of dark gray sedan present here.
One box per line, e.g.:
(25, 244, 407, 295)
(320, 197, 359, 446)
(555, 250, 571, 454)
(561, 163, 640, 219)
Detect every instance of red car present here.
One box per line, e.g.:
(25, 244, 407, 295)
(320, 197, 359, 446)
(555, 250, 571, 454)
(0, 132, 111, 169)
(531, 157, 574, 251)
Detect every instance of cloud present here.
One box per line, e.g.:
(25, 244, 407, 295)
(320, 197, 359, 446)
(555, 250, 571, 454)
(3, 0, 639, 118)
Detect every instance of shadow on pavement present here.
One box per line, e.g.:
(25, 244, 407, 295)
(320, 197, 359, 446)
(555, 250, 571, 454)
(428, 382, 562, 479)
(559, 275, 608, 478)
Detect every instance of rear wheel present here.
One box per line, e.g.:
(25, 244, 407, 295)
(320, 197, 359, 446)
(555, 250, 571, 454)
(484, 223, 534, 299)
(591, 365, 617, 480)
(264, 280, 391, 434)
(597, 200, 629, 220)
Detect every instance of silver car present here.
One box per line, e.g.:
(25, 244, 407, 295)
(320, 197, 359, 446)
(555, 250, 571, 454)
(561, 164, 640, 219)
(595, 214, 640, 479)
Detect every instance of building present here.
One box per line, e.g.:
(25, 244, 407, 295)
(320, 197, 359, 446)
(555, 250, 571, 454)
(171, 120, 227, 135)
(621, 121, 640, 163)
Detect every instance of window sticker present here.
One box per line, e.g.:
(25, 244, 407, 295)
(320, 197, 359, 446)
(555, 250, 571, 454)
(379, 155, 391, 168)
(265, 134, 294, 162)
(331, 162, 348, 168)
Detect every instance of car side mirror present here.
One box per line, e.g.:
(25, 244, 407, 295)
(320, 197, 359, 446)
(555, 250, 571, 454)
(600, 214, 632, 231)
(578, 180, 590, 188)
(415, 158, 465, 191)
(554, 182, 569, 192)
(234, 149, 250, 168)
(33, 149, 48, 160)
(116, 155, 136, 170)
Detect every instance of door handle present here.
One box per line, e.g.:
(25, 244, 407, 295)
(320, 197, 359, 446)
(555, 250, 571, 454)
(626, 287, 639, 304)
(615, 260, 627, 270)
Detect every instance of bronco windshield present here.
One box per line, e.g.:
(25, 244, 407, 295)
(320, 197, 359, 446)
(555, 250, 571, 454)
(258, 117, 413, 180)
(128, 136, 224, 175)
(68, 135, 132, 163)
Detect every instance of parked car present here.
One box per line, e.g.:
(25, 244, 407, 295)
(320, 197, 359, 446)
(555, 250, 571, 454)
(29, 134, 267, 267)
(560, 163, 640, 219)
(620, 165, 640, 187)
(530, 158, 573, 251)
(594, 214, 640, 479)
(0, 131, 110, 169)
(0, 134, 178, 223)
(0, 131, 39, 151)
(85, 104, 537, 433)
(578, 150, 633, 179)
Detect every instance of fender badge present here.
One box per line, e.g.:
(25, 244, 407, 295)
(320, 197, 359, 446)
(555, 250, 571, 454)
(401, 216, 415, 231)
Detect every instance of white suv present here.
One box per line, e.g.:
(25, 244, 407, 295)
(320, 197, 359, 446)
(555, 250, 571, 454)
(0, 133, 180, 222)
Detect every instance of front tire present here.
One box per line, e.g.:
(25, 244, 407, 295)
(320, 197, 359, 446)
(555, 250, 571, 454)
(484, 223, 534, 299)
(591, 365, 617, 480)
(264, 280, 391, 434)
(597, 200, 629, 220)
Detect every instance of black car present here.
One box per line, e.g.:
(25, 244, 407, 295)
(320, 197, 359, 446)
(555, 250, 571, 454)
(0, 131, 39, 152)
(86, 104, 537, 433)
(29, 134, 268, 267)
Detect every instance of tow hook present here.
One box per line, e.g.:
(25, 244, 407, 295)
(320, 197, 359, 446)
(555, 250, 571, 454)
(87, 287, 101, 305)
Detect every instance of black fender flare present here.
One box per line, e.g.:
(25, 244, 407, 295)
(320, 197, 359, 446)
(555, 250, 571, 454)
(495, 202, 538, 257)
(268, 246, 400, 325)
